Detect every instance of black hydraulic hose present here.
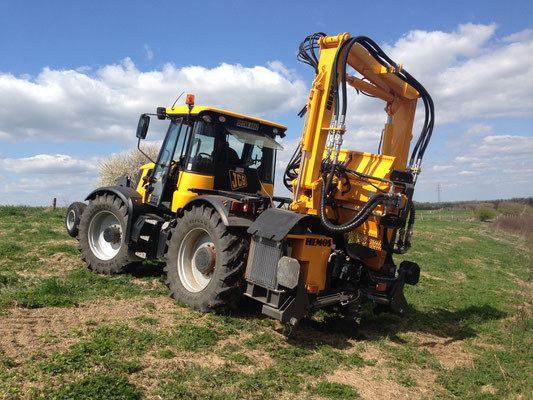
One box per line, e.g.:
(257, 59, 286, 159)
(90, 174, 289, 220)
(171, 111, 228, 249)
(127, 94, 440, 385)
(331, 38, 352, 118)
(339, 36, 390, 120)
(297, 32, 326, 75)
(394, 202, 416, 254)
(331, 34, 434, 168)
(319, 175, 392, 234)
(405, 201, 416, 246)
(283, 143, 302, 191)
(393, 68, 434, 166)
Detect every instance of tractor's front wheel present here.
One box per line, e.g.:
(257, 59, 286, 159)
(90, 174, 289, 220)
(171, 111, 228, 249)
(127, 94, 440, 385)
(164, 205, 248, 311)
(78, 194, 137, 274)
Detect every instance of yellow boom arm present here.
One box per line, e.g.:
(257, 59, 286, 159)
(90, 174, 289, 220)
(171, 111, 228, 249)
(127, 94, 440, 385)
(287, 32, 433, 271)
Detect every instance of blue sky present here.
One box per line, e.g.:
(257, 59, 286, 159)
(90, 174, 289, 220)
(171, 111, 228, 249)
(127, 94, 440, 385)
(1, 0, 532, 205)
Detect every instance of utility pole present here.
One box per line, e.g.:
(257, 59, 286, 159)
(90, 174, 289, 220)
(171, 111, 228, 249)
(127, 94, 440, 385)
(436, 184, 441, 203)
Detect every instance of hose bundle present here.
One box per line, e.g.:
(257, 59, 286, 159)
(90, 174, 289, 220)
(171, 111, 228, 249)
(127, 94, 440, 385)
(289, 32, 433, 235)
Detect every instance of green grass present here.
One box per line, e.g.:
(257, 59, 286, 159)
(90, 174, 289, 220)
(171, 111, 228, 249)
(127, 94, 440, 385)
(44, 374, 142, 400)
(0, 206, 531, 399)
(175, 324, 219, 351)
(0, 268, 166, 310)
(39, 324, 155, 375)
(309, 381, 360, 399)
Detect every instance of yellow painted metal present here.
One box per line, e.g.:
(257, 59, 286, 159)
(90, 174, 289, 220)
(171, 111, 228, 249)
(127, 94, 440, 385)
(297, 33, 348, 187)
(260, 182, 274, 197)
(286, 233, 332, 292)
(165, 106, 287, 130)
(347, 76, 394, 103)
(135, 163, 155, 202)
(171, 172, 214, 212)
(289, 32, 420, 272)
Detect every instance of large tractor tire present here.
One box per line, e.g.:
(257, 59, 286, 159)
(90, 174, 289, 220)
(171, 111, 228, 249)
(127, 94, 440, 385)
(65, 202, 86, 238)
(164, 205, 248, 311)
(78, 194, 138, 274)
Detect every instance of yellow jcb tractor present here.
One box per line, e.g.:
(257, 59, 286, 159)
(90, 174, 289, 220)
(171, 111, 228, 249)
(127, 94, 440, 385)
(67, 32, 434, 324)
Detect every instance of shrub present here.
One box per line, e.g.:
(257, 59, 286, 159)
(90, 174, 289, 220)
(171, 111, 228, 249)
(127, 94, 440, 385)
(98, 144, 160, 188)
(491, 215, 533, 243)
(498, 201, 533, 216)
(474, 206, 497, 222)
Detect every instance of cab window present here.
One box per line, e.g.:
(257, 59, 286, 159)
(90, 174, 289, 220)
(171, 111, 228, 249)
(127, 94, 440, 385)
(186, 121, 216, 173)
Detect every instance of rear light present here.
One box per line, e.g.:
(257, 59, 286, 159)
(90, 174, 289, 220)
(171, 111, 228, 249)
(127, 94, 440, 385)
(376, 283, 387, 291)
(306, 284, 320, 293)
(230, 201, 250, 213)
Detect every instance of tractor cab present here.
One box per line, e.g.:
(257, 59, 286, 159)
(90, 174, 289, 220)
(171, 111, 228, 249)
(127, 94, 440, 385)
(135, 100, 286, 213)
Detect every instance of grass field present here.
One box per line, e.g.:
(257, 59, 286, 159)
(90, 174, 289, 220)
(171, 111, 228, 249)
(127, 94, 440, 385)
(0, 206, 531, 399)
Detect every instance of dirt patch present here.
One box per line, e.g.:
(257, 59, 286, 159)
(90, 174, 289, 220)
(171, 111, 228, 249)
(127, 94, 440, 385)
(21, 228, 39, 234)
(42, 239, 77, 246)
(326, 364, 422, 400)
(453, 271, 467, 281)
(416, 334, 474, 369)
(421, 271, 446, 281)
(41, 252, 79, 271)
(457, 236, 474, 242)
(324, 339, 442, 399)
(0, 297, 185, 362)
(481, 384, 497, 394)
(467, 258, 487, 268)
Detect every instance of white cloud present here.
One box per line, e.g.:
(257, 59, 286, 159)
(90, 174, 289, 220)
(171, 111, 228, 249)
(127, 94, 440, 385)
(464, 123, 494, 137)
(342, 24, 533, 132)
(0, 154, 100, 174)
(502, 28, 533, 43)
(0, 59, 307, 144)
(0, 153, 105, 206)
(478, 134, 533, 156)
(432, 165, 455, 172)
(416, 124, 533, 201)
(385, 23, 497, 77)
(144, 44, 154, 61)
(0, 175, 98, 207)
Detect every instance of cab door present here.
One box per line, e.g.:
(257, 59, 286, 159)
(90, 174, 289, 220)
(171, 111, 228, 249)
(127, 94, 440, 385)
(147, 119, 190, 208)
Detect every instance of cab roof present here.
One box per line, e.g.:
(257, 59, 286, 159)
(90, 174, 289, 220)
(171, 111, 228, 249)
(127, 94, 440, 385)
(164, 106, 287, 132)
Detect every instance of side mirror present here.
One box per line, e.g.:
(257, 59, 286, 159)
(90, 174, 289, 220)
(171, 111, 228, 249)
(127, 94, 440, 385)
(136, 114, 150, 139)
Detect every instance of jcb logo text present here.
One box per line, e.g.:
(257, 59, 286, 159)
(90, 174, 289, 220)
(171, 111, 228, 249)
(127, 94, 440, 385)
(229, 170, 248, 190)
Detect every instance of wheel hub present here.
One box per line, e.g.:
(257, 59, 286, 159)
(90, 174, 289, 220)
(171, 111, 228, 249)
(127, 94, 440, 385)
(103, 226, 121, 244)
(194, 246, 215, 274)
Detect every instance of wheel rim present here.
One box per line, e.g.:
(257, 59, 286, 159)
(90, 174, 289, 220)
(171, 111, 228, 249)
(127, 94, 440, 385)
(88, 210, 122, 260)
(177, 227, 215, 292)
(66, 209, 76, 231)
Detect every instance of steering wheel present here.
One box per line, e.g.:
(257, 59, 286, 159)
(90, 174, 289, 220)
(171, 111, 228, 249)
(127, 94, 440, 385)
(198, 152, 213, 161)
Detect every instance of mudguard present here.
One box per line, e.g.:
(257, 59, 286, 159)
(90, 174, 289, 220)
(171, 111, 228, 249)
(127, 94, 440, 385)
(179, 195, 254, 228)
(247, 207, 317, 240)
(85, 186, 148, 245)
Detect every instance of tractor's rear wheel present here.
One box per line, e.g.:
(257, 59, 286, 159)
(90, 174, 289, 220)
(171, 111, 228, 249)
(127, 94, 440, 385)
(66, 202, 86, 238)
(78, 194, 137, 274)
(164, 205, 248, 311)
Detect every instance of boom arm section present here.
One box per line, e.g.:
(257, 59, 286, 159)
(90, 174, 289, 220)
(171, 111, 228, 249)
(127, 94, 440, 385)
(286, 32, 434, 269)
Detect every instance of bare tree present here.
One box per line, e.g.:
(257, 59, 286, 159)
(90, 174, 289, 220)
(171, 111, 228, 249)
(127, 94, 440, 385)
(98, 144, 160, 189)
